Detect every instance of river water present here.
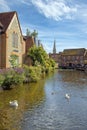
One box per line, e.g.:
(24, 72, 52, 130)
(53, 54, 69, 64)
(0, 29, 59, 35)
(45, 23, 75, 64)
(0, 70, 87, 130)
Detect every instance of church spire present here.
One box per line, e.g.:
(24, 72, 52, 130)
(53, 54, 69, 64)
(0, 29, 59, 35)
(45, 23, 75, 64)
(53, 40, 56, 54)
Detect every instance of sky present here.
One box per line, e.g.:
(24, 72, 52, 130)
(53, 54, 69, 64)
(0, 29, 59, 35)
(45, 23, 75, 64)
(0, 0, 87, 53)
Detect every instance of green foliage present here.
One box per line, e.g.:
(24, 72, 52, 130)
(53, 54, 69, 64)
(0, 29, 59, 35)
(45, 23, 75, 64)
(9, 54, 19, 68)
(23, 65, 41, 82)
(31, 30, 38, 38)
(26, 28, 31, 36)
(27, 45, 56, 73)
(49, 58, 56, 67)
(1, 68, 25, 89)
(0, 75, 5, 87)
(28, 45, 48, 66)
(31, 30, 38, 44)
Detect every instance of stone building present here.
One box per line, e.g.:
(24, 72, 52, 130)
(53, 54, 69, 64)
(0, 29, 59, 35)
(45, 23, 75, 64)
(49, 53, 60, 63)
(59, 48, 87, 68)
(49, 40, 59, 63)
(84, 50, 87, 65)
(0, 11, 25, 68)
(53, 40, 56, 54)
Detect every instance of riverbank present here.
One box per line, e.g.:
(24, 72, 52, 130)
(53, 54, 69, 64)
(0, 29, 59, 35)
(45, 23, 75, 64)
(0, 65, 55, 90)
(59, 64, 87, 72)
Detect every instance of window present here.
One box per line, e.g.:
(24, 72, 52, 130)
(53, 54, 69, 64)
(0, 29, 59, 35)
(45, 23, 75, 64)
(15, 33, 18, 48)
(12, 32, 18, 48)
(12, 32, 15, 47)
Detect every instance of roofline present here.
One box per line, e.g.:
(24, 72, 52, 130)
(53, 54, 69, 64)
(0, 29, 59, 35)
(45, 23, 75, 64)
(63, 48, 86, 51)
(15, 11, 23, 36)
(3, 11, 23, 35)
(0, 11, 16, 14)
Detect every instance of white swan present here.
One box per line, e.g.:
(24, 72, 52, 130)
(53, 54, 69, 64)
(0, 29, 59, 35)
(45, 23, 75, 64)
(9, 100, 18, 107)
(65, 94, 70, 99)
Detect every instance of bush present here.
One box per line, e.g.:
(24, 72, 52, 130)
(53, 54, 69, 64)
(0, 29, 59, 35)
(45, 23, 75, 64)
(1, 68, 25, 89)
(23, 65, 41, 82)
(0, 75, 5, 87)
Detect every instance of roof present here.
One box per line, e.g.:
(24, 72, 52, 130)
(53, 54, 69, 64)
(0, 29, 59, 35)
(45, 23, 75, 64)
(0, 21, 3, 28)
(62, 48, 86, 56)
(0, 11, 17, 33)
(84, 50, 87, 57)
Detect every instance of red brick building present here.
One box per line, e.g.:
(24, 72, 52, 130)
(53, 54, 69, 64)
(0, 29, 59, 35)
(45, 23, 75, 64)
(58, 48, 87, 68)
(49, 48, 87, 69)
(24, 36, 34, 55)
(23, 36, 34, 66)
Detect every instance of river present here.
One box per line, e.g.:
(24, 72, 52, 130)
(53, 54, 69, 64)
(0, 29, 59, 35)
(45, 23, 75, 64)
(0, 70, 87, 130)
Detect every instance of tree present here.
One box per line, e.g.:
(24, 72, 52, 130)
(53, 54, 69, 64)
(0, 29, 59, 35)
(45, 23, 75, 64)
(26, 28, 31, 36)
(27, 45, 48, 66)
(27, 45, 55, 69)
(31, 30, 38, 44)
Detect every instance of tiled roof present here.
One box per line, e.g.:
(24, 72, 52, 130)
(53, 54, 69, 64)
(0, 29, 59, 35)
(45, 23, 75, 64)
(0, 11, 16, 32)
(0, 21, 3, 28)
(62, 48, 86, 56)
(84, 50, 87, 57)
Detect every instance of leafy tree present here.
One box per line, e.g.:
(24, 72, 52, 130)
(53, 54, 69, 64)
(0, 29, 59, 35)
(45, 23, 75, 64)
(27, 45, 55, 70)
(26, 28, 31, 36)
(27, 45, 48, 66)
(31, 30, 38, 44)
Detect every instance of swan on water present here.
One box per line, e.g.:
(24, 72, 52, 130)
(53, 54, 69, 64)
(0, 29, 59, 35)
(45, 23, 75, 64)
(65, 93, 70, 99)
(9, 100, 18, 107)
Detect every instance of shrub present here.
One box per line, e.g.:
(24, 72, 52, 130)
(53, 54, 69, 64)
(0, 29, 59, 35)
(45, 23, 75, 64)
(23, 65, 41, 82)
(0, 75, 5, 87)
(1, 68, 25, 89)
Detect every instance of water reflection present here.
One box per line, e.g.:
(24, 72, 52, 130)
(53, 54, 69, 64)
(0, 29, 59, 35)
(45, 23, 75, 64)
(0, 70, 87, 130)
(21, 70, 87, 130)
(0, 80, 45, 130)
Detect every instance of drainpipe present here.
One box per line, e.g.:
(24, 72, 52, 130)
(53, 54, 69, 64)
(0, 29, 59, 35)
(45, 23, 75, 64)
(0, 29, 1, 68)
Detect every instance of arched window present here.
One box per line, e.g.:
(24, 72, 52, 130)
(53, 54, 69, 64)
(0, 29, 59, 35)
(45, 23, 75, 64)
(15, 33, 18, 48)
(12, 32, 15, 47)
(12, 32, 18, 48)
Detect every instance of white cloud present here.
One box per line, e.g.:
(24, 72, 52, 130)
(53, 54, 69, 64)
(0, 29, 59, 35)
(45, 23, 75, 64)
(31, 0, 77, 21)
(76, 4, 87, 22)
(16, 0, 31, 5)
(0, 0, 10, 12)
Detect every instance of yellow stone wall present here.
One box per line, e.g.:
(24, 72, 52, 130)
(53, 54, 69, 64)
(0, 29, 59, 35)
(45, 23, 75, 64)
(5, 14, 25, 68)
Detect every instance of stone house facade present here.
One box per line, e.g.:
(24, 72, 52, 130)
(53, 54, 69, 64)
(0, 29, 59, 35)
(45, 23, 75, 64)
(49, 48, 87, 68)
(58, 48, 87, 68)
(49, 53, 60, 63)
(84, 50, 87, 65)
(0, 11, 25, 68)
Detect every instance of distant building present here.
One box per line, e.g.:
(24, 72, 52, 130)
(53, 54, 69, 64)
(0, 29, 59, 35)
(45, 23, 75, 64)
(83, 50, 87, 65)
(49, 40, 59, 64)
(53, 40, 56, 54)
(59, 48, 87, 68)
(24, 36, 34, 55)
(23, 36, 34, 66)
(49, 53, 60, 63)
